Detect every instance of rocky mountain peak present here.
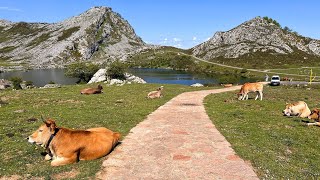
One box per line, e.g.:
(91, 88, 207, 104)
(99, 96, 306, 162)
(192, 16, 320, 60)
(0, 6, 146, 70)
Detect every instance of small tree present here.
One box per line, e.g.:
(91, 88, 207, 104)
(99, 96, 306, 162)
(10, 76, 23, 90)
(107, 61, 128, 80)
(65, 62, 99, 83)
(283, 26, 292, 32)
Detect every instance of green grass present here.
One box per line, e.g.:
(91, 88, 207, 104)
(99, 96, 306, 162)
(0, 83, 210, 179)
(207, 48, 320, 70)
(0, 46, 17, 53)
(57, 27, 80, 41)
(27, 33, 51, 48)
(204, 84, 320, 179)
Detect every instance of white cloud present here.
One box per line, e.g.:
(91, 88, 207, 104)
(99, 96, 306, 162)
(164, 38, 168, 41)
(173, 38, 181, 42)
(192, 37, 197, 41)
(0, 7, 22, 12)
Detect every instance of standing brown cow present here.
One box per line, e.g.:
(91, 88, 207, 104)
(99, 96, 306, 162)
(237, 82, 263, 100)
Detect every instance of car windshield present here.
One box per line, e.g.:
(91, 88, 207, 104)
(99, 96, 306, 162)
(272, 77, 280, 80)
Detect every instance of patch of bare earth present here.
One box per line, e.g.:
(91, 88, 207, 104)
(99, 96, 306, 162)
(51, 169, 79, 180)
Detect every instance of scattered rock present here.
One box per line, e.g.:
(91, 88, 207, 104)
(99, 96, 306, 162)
(42, 84, 61, 88)
(14, 109, 25, 113)
(115, 99, 124, 103)
(0, 79, 12, 89)
(190, 83, 204, 87)
(108, 79, 125, 86)
(124, 73, 146, 84)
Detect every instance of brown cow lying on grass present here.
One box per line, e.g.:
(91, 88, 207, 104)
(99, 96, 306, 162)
(283, 101, 311, 118)
(307, 108, 320, 126)
(27, 119, 120, 166)
(80, 84, 103, 95)
(237, 82, 263, 100)
(147, 86, 164, 99)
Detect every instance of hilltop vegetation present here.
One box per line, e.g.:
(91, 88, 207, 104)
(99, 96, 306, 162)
(127, 46, 259, 84)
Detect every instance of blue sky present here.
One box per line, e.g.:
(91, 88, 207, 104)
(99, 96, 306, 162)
(0, 0, 319, 49)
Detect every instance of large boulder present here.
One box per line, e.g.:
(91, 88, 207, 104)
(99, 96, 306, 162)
(88, 69, 107, 84)
(88, 69, 146, 85)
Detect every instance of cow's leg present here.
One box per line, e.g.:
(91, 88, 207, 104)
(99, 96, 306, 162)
(260, 91, 263, 100)
(240, 94, 245, 100)
(51, 154, 77, 166)
(245, 93, 249, 100)
(307, 122, 320, 126)
(255, 92, 259, 100)
(45, 154, 52, 161)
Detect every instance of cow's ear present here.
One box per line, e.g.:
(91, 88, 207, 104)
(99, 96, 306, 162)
(285, 102, 289, 105)
(44, 119, 57, 133)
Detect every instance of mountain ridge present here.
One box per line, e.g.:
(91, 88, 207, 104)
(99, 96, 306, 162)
(0, 6, 147, 70)
(1, 10, 320, 71)
(191, 16, 320, 61)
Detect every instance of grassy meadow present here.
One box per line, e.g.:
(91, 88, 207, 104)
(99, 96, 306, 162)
(205, 84, 320, 179)
(0, 83, 210, 179)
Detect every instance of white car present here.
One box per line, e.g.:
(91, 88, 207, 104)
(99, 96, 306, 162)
(270, 75, 280, 86)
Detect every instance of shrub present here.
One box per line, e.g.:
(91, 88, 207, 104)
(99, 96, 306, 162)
(107, 61, 127, 80)
(25, 81, 33, 86)
(65, 62, 100, 83)
(9, 76, 22, 90)
(240, 68, 248, 73)
(48, 81, 55, 84)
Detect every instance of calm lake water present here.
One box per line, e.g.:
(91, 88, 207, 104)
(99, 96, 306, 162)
(0, 69, 78, 86)
(0, 68, 256, 86)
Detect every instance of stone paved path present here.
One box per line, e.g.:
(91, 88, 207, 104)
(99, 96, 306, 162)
(97, 85, 259, 180)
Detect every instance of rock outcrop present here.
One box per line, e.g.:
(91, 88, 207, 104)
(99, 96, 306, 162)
(0, 6, 147, 70)
(191, 17, 320, 59)
(88, 69, 146, 85)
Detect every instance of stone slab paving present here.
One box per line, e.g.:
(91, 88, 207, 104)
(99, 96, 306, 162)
(97, 85, 259, 180)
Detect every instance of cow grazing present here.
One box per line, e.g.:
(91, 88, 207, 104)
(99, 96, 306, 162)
(307, 108, 320, 126)
(283, 101, 311, 118)
(222, 84, 233, 88)
(237, 82, 263, 100)
(80, 84, 103, 95)
(147, 86, 164, 99)
(27, 119, 120, 166)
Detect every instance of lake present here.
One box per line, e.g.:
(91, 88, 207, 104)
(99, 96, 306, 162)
(0, 68, 257, 86)
(0, 69, 78, 86)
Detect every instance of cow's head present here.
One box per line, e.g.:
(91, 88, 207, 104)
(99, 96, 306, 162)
(308, 108, 320, 120)
(97, 84, 103, 90)
(283, 103, 292, 116)
(237, 92, 244, 100)
(27, 119, 57, 146)
(282, 103, 300, 116)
